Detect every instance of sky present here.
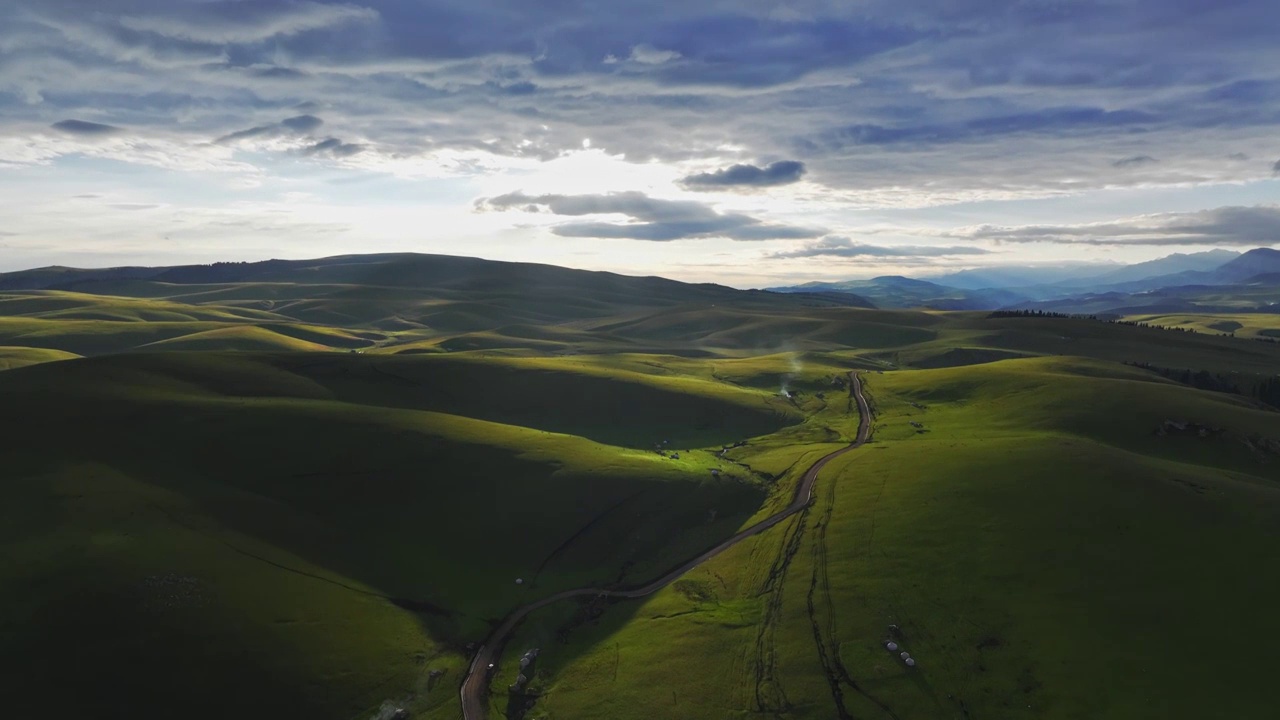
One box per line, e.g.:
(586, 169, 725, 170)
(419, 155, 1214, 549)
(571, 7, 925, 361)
(2, 0, 1279, 287)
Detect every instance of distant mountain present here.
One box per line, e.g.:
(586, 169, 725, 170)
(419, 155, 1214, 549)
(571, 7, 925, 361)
(766, 247, 1280, 313)
(1086, 248, 1280, 293)
(927, 263, 1114, 290)
(1092, 250, 1241, 285)
(768, 275, 1027, 310)
(1216, 248, 1280, 281)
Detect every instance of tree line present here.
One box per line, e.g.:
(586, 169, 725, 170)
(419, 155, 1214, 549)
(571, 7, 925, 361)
(1126, 361, 1280, 409)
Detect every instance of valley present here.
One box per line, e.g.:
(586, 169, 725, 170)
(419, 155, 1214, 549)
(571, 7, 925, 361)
(1, 253, 1278, 719)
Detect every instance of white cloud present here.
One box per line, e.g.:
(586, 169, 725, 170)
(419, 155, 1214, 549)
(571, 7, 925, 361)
(628, 44, 682, 65)
(950, 205, 1280, 247)
(118, 3, 379, 44)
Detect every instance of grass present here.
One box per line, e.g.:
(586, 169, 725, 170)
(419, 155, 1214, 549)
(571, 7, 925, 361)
(515, 357, 1280, 720)
(0, 345, 80, 370)
(0, 465, 438, 719)
(4, 260, 1280, 718)
(1123, 312, 1280, 339)
(0, 349, 802, 718)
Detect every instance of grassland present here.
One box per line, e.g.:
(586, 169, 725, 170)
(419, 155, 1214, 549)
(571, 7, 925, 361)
(2, 254, 1279, 719)
(515, 357, 1280, 720)
(1123, 311, 1280, 339)
(0, 345, 79, 370)
(0, 348, 810, 718)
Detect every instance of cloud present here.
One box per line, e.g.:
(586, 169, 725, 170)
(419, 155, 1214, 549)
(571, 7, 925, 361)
(118, 2, 378, 44)
(280, 115, 324, 133)
(8, 0, 1279, 202)
(301, 138, 365, 157)
(477, 190, 824, 241)
(771, 236, 992, 259)
(681, 161, 807, 190)
(1113, 155, 1157, 168)
(51, 119, 121, 136)
(1274, 159, 1280, 175)
(216, 115, 324, 144)
(956, 205, 1280, 247)
(810, 108, 1159, 151)
(625, 44, 683, 65)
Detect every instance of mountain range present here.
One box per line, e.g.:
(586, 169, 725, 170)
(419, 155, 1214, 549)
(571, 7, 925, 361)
(768, 248, 1280, 315)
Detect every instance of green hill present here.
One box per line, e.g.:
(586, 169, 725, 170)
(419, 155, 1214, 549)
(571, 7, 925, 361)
(520, 357, 1280, 720)
(0, 345, 80, 370)
(0, 350, 805, 718)
(3, 253, 1280, 719)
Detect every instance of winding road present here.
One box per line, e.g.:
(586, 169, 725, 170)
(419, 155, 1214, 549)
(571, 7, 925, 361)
(459, 372, 871, 720)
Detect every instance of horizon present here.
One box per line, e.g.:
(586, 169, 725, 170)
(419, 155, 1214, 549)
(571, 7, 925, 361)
(2, 245, 1272, 292)
(4, 1, 1280, 286)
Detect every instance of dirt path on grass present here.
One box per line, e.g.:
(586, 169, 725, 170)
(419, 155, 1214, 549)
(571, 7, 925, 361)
(459, 372, 871, 720)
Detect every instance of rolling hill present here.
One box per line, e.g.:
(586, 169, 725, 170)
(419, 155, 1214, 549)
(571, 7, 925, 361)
(2, 252, 1279, 719)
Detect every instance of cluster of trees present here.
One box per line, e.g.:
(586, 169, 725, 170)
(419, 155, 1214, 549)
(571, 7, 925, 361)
(1256, 377, 1280, 408)
(1109, 320, 1199, 333)
(1127, 361, 1280, 409)
(1125, 362, 1241, 394)
(986, 310, 1096, 320)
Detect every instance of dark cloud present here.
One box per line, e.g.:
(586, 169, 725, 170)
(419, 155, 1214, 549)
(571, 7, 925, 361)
(1274, 159, 1280, 175)
(488, 80, 538, 95)
(772, 236, 991, 259)
(9, 0, 1280, 201)
(51, 119, 121, 136)
(1113, 155, 1157, 168)
(216, 115, 323, 144)
(216, 124, 280, 144)
(960, 205, 1280, 246)
(301, 138, 365, 157)
(681, 161, 806, 190)
(477, 191, 824, 241)
(809, 108, 1159, 150)
(280, 114, 323, 132)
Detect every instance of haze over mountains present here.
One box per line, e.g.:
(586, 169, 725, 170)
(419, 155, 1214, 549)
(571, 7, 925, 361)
(5, 248, 1279, 325)
(769, 248, 1280, 315)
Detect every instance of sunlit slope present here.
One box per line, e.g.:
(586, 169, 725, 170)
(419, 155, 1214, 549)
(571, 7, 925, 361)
(519, 357, 1280, 720)
(0, 289, 290, 322)
(580, 306, 939, 352)
(0, 316, 386, 355)
(0, 345, 80, 371)
(256, 352, 800, 448)
(0, 351, 800, 719)
(1123, 312, 1280, 339)
(136, 325, 335, 352)
(895, 312, 1280, 376)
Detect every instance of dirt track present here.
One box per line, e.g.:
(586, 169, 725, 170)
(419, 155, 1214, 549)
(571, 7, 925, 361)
(459, 372, 871, 720)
